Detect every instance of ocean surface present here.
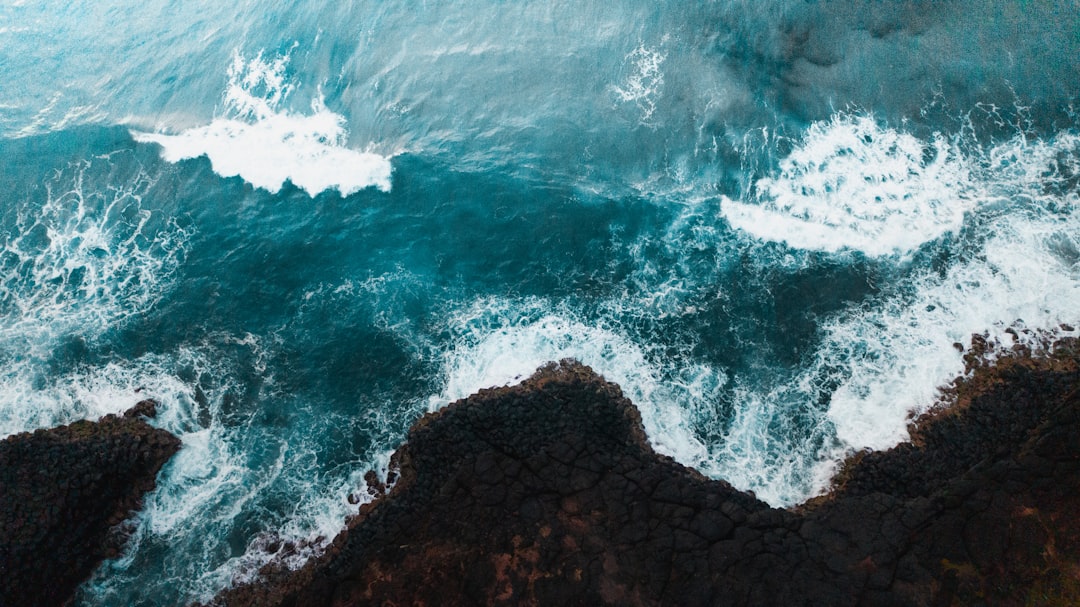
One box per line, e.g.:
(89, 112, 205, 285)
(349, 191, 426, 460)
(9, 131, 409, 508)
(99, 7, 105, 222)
(1, 2, 1079, 604)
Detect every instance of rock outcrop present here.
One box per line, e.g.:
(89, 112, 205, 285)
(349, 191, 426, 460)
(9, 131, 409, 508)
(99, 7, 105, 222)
(212, 342, 1080, 606)
(0, 401, 182, 607)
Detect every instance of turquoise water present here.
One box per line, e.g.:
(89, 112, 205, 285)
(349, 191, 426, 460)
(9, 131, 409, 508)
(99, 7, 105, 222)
(1, 2, 1079, 605)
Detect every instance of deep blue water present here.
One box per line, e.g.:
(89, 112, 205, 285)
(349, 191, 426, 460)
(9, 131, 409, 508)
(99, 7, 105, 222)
(1, 2, 1079, 605)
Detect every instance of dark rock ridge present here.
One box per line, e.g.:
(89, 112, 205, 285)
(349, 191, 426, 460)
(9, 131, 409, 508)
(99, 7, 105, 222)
(212, 343, 1080, 606)
(0, 401, 181, 607)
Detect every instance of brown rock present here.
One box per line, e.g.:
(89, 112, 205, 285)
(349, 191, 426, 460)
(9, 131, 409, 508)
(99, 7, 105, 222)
(0, 402, 181, 607)
(209, 341, 1080, 606)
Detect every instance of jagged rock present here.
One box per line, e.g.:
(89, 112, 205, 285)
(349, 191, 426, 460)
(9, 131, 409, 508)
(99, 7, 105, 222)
(0, 401, 181, 607)
(211, 344, 1080, 606)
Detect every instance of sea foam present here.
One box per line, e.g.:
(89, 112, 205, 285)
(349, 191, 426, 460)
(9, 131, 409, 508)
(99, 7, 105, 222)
(721, 114, 975, 256)
(614, 44, 666, 125)
(713, 125, 1080, 504)
(133, 51, 391, 197)
(817, 130, 1080, 449)
(430, 297, 717, 471)
(0, 158, 188, 361)
(70, 336, 383, 606)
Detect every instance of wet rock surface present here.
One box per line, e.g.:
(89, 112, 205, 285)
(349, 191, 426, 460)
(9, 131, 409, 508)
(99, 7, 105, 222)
(0, 401, 181, 607)
(212, 344, 1080, 606)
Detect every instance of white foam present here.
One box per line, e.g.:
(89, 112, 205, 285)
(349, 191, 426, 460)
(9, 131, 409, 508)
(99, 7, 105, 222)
(431, 297, 717, 468)
(0, 159, 189, 357)
(0, 359, 167, 438)
(50, 346, 251, 601)
(56, 337, 380, 605)
(709, 382, 839, 506)
(205, 447, 396, 594)
(653, 123, 1080, 506)
(810, 130, 1078, 444)
(709, 128, 1080, 506)
(613, 44, 666, 125)
(721, 113, 977, 256)
(132, 51, 392, 197)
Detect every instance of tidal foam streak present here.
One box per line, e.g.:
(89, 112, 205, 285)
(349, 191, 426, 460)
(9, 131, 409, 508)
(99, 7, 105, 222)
(133, 51, 392, 197)
(820, 133, 1080, 451)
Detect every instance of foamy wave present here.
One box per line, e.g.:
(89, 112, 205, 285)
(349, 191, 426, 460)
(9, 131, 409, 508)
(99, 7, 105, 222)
(710, 383, 839, 506)
(431, 297, 717, 468)
(812, 130, 1079, 445)
(716, 129, 1080, 503)
(0, 159, 189, 355)
(57, 330, 409, 606)
(430, 296, 827, 506)
(0, 359, 177, 439)
(132, 51, 391, 197)
(641, 123, 1080, 506)
(721, 113, 976, 256)
(45, 346, 244, 603)
(826, 220, 1079, 449)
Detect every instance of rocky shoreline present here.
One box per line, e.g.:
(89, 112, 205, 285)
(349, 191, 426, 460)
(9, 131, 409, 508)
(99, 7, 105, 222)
(210, 340, 1080, 606)
(4, 339, 1079, 606)
(0, 401, 181, 607)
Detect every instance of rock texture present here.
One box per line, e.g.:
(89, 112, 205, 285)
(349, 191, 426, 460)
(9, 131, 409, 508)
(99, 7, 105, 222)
(0, 401, 181, 607)
(212, 343, 1080, 606)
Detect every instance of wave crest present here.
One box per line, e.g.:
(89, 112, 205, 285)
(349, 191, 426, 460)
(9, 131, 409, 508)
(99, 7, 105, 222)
(133, 50, 392, 197)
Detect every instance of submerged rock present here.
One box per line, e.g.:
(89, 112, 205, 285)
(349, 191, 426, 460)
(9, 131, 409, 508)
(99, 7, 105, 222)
(0, 401, 181, 607)
(211, 346, 1080, 606)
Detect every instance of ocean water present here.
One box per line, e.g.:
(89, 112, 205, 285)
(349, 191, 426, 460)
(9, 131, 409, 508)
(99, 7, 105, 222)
(1, 2, 1078, 604)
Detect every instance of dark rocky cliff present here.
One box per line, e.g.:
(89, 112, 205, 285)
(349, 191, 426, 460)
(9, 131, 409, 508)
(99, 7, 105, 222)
(0, 401, 181, 607)
(211, 341, 1080, 606)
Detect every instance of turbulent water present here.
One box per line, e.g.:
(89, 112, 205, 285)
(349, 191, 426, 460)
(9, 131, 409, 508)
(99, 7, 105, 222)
(2, 2, 1079, 604)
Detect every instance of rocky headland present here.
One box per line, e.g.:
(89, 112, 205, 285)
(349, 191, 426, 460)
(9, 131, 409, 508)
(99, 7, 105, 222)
(4, 336, 1078, 606)
(209, 337, 1080, 606)
(0, 401, 181, 607)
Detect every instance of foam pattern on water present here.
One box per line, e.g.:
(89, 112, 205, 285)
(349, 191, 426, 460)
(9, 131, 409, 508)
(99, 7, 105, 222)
(0, 158, 189, 356)
(430, 297, 720, 469)
(712, 126, 1080, 503)
(817, 131, 1080, 446)
(133, 50, 392, 196)
(721, 114, 976, 256)
(613, 43, 666, 125)
(0, 5, 1077, 606)
(73, 335, 396, 606)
